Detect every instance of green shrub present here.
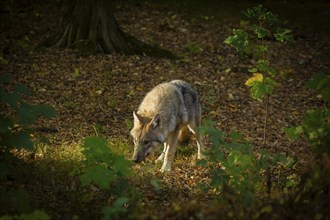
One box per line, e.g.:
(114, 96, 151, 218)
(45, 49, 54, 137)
(224, 4, 292, 100)
(0, 74, 55, 218)
(199, 120, 287, 204)
(0, 74, 55, 154)
(78, 136, 132, 219)
(285, 73, 330, 155)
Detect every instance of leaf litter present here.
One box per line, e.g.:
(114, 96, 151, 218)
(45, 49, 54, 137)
(0, 0, 329, 219)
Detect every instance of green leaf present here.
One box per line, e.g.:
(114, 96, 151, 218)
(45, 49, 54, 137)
(321, 87, 330, 102)
(264, 77, 276, 95)
(210, 149, 224, 161)
(197, 159, 207, 167)
(80, 165, 115, 189)
(187, 42, 203, 54)
(306, 73, 330, 102)
(239, 154, 253, 167)
(284, 126, 303, 140)
(14, 83, 31, 95)
(228, 142, 252, 153)
(241, 191, 255, 205)
(0, 73, 12, 83)
(248, 76, 275, 99)
(102, 197, 129, 220)
(224, 29, 249, 52)
(306, 72, 327, 89)
(19, 103, 36, 125)
(113, 156, 131, 176)
(251, 24, 269, 38)
(255, 45, 268, 54)
(248, 67, 258, 73)
(33, 104, 56, 119)
(257, 59, 276, 76)
(274, 153, 288, 163)
(250, 81, 266, 100)
(10, 132, 34, 151)
(244, 4, 279, 25)
(112, 197, 129, 209)
(0, 116, 12, 134)
(229, 132, 243, 141)
(82, 136, 111, 164)
(274, 29, 293, 42)
(0, 88, 21, 108)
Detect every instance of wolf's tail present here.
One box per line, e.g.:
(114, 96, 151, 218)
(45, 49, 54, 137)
(178, 125, 191, 145)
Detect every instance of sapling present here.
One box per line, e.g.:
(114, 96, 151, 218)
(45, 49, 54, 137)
(224, 4, 293, 147)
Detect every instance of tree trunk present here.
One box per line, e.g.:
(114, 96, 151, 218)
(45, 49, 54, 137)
(43, 0, 175, 58)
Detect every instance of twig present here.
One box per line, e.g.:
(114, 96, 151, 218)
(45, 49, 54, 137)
(93, 126, 99, 137)
(263, 94, 270, 148)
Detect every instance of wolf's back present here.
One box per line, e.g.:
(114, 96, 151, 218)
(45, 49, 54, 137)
(137, 82, 187, 128)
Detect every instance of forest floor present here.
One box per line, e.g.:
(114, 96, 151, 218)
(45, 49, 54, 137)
(1, 0, 330, 219)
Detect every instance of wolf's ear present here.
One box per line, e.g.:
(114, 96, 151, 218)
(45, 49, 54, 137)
(151, 114, 161, 128)
(133, 111, 143, 125)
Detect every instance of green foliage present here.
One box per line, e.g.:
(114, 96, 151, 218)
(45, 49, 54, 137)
(0, 74, 55, 218)
(224, 4, 292, 100)
(80, 136, 132, 190)
(224, 29, 249, 52)
(79, 136, 132, 219)
(274, 29, 293, 43)
(187, 42, 203, 54)
(285, 73, 330, 155)
(306, 72, 330, 102)
(102, 197, 129, 220)
(244, 4, 279, 25)
(199, 120, 287, 204)
(0, 74, 56, 152)
(0, 210, 50, 220)
(0, 189, 32, 214)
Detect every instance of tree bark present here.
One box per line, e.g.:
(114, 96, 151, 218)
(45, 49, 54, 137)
(43, 0, 175, 58)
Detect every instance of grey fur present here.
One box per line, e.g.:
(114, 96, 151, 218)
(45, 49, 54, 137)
(130, 80, 203, 172)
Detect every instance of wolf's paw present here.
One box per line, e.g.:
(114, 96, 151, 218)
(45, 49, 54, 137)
(160, 163, 172, 173)
(160, 167, 171, 173)
(197, 153, 206, 160)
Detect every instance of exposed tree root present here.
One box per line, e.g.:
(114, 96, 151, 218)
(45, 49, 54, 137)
(42, 0, 176, 59)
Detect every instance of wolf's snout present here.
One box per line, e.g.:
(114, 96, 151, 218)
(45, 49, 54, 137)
(132, 155, 143, 163)
(132, 158, 140, 163)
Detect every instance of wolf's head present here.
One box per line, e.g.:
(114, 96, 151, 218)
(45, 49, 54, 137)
(130, 112, 165, 163)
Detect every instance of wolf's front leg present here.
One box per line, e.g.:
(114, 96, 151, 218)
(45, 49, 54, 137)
(160, 131, 179, 172)
(155, 143, 167, 163)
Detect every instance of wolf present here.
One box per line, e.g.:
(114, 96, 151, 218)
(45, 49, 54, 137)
(130, 80, 203, 172)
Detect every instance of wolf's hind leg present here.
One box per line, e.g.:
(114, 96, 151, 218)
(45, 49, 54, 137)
(160, 130, 179, 172)
(196, 133, 204, 159)
(188, 123, 205, 160)
(155, 143, 167, 163)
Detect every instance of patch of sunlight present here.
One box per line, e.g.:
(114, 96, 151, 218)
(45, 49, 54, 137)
(108, 138, 133, 160)
(34, 143, 84, 176)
